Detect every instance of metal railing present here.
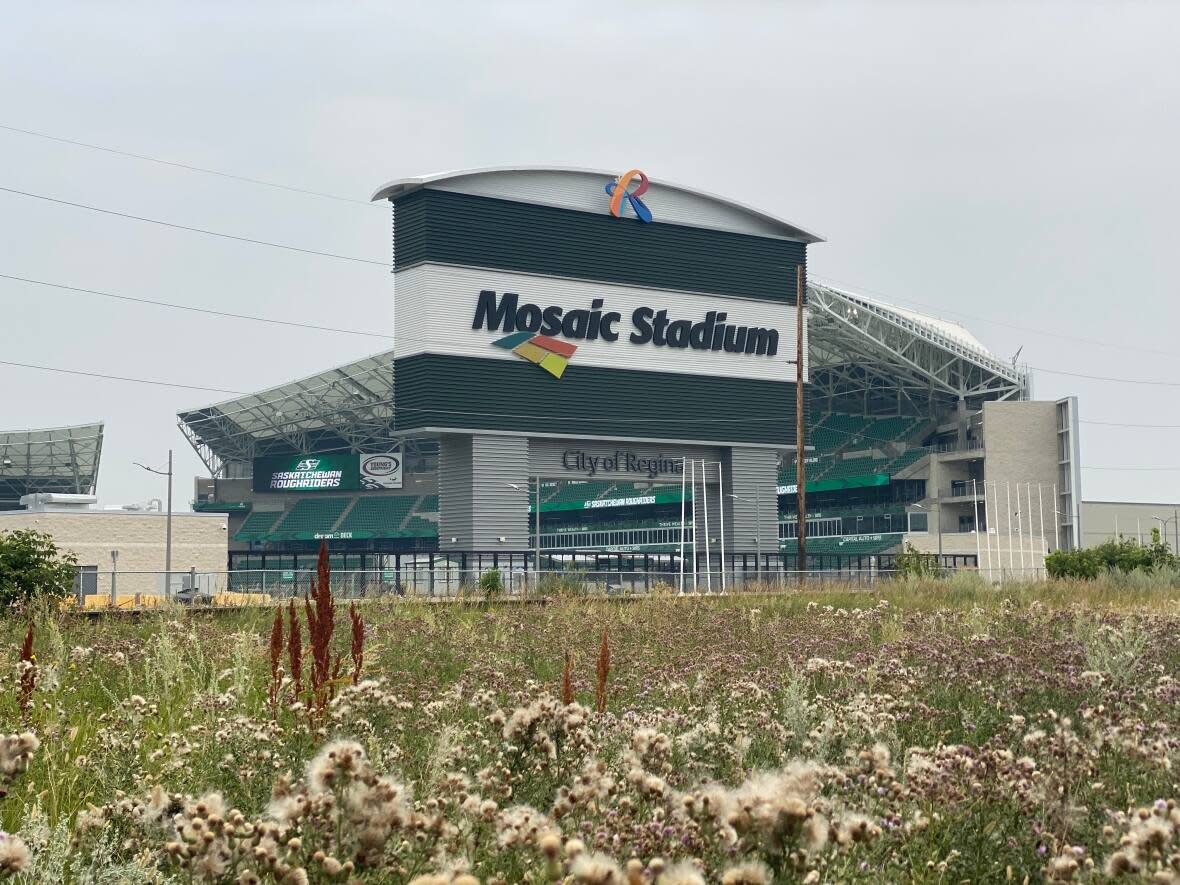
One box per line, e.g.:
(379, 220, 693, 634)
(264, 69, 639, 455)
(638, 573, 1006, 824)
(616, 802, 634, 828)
(71, 550, 989, 607)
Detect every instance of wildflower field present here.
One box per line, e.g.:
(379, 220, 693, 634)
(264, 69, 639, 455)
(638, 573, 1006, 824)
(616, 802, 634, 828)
(0, 576, 1178, 883)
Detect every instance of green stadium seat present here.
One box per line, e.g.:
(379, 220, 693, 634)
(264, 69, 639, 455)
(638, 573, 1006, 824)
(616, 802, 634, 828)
(271, 497, 351, 537)
(338, 496, 417, 534)
(887, 448, 928, 474)
(234, 509, 285, 541)
(547, 481, 617, 503)
(404, 515, 438, 537)
(810, 414, 871, 452)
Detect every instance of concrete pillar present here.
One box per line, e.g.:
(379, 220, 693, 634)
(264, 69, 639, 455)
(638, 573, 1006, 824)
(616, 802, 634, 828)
(723, 447, 779, 555)
(438, 434, 530, 549)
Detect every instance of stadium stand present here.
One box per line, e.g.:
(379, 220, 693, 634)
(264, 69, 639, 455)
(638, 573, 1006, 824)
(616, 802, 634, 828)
(272, 497, 352, 537)
(338, 496, 417, 534)
(809, 414, 870, 452)
(547, 481, 617, 503)
(887, 448, 929, 473)
(403, 515, 437, 537)
(821, 457, 892, 481)
(855, 416, 925, 447)
(234, 509, 285, 542)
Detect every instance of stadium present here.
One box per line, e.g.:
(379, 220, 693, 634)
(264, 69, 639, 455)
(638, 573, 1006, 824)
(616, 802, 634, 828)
(0, 422, 104, 510)
(165, 167, 1083, 589)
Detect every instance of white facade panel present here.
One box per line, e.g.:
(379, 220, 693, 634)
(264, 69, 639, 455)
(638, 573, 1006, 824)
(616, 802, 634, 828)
(424, 170, 806, 240)
(393, 263, 803, 382)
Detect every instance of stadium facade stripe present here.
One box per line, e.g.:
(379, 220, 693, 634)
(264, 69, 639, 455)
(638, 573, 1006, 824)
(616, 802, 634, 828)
(391, 353, 797, 447)
(392, 189, 806, 304)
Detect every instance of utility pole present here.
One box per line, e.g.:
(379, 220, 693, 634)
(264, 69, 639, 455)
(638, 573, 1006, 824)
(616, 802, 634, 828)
(534, 476, 541, 594)
(795, 264, 807, 583)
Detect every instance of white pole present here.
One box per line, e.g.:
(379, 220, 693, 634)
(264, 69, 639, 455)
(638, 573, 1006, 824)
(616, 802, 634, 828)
(1037, 482, 1046, 558)
(972, 478, 982, 575)
(717, 462, 726, 594)
(1006, 482, 1015, 575)
(990, 479, 1004, 586)
(1053, 483, 1061, 551)
(983, 480, 994, 581)
(1137, 518, 1142, 546)
(1023, 483, 1032, 571)
(703, 460, 712, 594)
(691, 460, 699, 592)
(1017, 483, 1026, 576)
(1114, 514, 1119, 541)
(679, 457, 687, 594)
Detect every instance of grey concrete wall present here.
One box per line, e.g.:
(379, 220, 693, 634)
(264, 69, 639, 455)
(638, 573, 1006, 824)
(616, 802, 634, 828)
(724, 447, 779, 554)
(982, 401, 1058, 541)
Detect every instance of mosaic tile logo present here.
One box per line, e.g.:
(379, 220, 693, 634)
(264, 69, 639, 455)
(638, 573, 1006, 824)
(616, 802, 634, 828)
(604, 169, 653, 223)
(492, 331, 578, 379)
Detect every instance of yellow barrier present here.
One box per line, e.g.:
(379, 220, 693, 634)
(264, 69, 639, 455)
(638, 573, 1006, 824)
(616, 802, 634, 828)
(73, 591, 273, 610)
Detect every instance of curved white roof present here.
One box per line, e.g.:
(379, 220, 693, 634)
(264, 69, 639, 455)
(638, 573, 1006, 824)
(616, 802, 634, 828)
(0, 421, 104, 503)
(849, 292, 994, 357)
(371, 166, 824, 243)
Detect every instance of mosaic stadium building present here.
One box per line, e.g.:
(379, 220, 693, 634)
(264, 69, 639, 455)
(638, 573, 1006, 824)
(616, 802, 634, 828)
(178, 167, 1081, 582)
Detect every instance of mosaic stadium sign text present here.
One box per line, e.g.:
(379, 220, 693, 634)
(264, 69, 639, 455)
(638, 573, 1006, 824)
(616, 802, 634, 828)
(473, 290, 780, 357)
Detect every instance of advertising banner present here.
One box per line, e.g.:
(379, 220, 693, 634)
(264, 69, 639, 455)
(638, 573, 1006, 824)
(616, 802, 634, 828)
(360, 452, 402, 490)
(253, 454, 360, 493)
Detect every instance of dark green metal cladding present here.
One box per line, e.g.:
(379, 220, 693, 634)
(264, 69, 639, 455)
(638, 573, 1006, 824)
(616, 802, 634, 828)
(392, 189, 805, 304)
(393, 354, 799, 446)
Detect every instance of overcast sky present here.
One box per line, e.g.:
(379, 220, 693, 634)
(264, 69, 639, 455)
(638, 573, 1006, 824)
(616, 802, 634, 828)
(2, 1, 1178, 507)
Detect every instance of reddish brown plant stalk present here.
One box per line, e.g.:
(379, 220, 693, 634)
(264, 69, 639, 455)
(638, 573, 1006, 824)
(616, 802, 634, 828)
(595, 629, 610, 715)
(268, 606, 284, 721)
(287, 596, 303, 705)
(17, 623, 35, 718)
(304, 542, 340, 719)
(561, 650, 574, 705)
(349, 602, 365, 686)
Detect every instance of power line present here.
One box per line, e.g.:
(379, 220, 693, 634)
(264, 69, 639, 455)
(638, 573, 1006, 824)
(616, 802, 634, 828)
(1082, 419, 1180, 430)
(1082, 466, 1180, 471)
(0, 185, 388, 266)
(0, 272, 394, 340)
(1025, 365, 1180, 388)
(0, 358, 244, 395)
(0, 123, 372, 206)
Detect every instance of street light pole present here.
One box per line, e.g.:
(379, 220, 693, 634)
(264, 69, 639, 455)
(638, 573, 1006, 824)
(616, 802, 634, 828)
(134, 450, 173, 598)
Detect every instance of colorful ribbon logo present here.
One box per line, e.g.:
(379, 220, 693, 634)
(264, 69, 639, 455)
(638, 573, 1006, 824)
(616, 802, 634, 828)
(605, 169, 653, 223)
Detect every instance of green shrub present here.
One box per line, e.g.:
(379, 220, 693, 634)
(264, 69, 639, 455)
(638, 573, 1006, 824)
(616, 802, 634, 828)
(894, 542, 939, 579)
(478, 568, 504, 598)
(0, 529, 78, 607)
(1046, 530, 1177, 579)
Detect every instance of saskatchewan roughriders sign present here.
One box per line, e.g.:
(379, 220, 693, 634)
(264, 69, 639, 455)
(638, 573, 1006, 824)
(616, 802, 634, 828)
(253, 450, 402, 493)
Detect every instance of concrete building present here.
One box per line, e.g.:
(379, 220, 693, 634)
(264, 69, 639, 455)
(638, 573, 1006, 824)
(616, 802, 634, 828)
(0, 495, 227, 598)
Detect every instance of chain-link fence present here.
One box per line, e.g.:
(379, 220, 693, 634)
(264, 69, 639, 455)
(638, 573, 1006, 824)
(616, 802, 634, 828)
(65, 552, 1053, 609)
